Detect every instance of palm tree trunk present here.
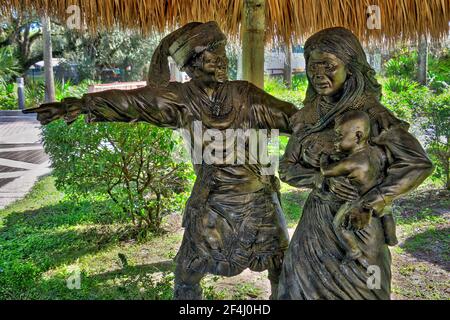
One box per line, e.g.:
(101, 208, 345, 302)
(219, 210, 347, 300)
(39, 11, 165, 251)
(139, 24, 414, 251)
(42, 14, 55, 102)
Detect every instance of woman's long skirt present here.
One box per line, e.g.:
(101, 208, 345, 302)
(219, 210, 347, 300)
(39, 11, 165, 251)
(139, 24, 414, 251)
(278, 190, 391, 300)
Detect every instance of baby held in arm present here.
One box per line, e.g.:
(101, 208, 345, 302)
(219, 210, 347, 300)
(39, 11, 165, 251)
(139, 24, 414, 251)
(320, 110, 398, 264)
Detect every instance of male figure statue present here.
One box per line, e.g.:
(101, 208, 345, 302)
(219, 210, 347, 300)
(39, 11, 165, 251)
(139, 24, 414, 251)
(24, 21, 297, 299)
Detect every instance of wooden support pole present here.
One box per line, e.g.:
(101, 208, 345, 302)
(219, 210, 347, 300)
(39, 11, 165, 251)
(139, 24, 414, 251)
(417, 35, 428, 85)
(283, 44, 292, 88)
(241, 0, 265, 89)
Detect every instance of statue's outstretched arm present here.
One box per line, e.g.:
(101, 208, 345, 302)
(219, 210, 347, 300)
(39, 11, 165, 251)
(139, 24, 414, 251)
(246, 82, 298, 134)
(23, 84, 185, 129)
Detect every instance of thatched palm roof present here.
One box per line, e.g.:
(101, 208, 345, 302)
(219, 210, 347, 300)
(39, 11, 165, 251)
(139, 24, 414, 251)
(1, 0, 449, 45)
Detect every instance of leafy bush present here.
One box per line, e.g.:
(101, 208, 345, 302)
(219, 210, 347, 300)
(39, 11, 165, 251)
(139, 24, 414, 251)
(428, 49, 450, 93)
(0, 46, 20, 110)
(264, 74, 306, 108)
(382, 77, 449, 189)
(383, 76, 419, 94)
(384, 50, 418, 79)
(54, 80, 94, 101)
(384, 47, 450, 94)
(25, 79, 94, 108)
(0, 83, 18, 110)
(381, 48, 449, 189)
(291, 73, 309, 92)
(381, 77, 430, 121)
(25, 81, 44, 108)
(421, 89, 450, 190)
(41, 118, 193, 237)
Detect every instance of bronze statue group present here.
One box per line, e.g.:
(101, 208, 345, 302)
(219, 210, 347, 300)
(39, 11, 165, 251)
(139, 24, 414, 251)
(25, 22, 433, 300)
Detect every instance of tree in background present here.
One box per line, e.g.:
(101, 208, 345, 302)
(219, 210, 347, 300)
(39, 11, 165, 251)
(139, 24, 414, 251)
(41, 14, 55, 102)
(0, 12, 162, 83)
(0, 13, 62, 77)
(61, 28, 160, 82)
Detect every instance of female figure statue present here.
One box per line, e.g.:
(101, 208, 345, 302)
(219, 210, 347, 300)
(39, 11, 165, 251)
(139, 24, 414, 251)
(278, 27, 433, 300)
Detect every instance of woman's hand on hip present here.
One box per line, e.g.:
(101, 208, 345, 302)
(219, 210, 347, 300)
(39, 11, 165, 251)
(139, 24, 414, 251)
(302, 143, 322, 168)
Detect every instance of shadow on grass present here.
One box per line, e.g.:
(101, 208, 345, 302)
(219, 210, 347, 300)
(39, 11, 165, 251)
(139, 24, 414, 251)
(0, 176, 183, 300)
(93, 259, 175, 281)
(1, 198, 125, 231)
(2, 261, 176, 300)
(0, 198, 143, 298)
(401, 227, 450, 271)
(393, 189, 450, 223)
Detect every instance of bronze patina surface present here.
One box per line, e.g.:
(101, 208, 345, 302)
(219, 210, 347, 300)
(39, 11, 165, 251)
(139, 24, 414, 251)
(24, 24, 433, 301)
(23, 21, 298, 300)
(320, 110, 398, 267)
(278, 27, 433, 300)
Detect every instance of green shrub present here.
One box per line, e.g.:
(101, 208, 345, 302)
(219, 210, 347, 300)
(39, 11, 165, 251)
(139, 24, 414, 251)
(421, 89, 450, 189)
(428, 49, 450, 93)
(41, 118, 193, 237)
(25, 81, 45, 108)
(0, 83, 18, 110)
(381, 77, 430, 121)
(383, 76, 419, 93)
(0, 46, 20, 85)
(25, 80, 94, 108)
(382, 80, 449, 189)
(384, 50, 418, 79)
(383, 47, 449, 94)
(291, 73, 309, 92)
(55, 80, 94, 101)
(264, 75, 305, 108)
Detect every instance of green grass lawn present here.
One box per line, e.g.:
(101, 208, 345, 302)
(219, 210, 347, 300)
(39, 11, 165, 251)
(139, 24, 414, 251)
(279, 183, 308, 228)
(389, 190, 450, 300)
(0, 176, 180, 299)
(0, 176, 448, 300)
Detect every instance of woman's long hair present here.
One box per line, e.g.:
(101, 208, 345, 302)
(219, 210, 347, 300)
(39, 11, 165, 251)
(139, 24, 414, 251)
(300, 27, 382, 137)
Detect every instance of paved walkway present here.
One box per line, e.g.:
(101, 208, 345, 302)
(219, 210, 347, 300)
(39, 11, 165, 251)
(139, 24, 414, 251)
(0, 111, 52, 209)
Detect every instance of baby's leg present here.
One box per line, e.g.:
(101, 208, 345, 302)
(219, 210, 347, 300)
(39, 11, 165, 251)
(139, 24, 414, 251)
(381, 214, 398, 246)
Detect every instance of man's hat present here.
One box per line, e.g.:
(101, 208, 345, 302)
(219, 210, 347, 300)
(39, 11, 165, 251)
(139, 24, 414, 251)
(148, 21, 226, 87)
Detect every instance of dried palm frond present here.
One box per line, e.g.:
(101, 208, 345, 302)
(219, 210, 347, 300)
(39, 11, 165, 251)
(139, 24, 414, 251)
(0, 0, 448, 46)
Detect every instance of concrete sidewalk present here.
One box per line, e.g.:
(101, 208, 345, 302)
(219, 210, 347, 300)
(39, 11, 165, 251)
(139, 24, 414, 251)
(0, 111, 52, 209)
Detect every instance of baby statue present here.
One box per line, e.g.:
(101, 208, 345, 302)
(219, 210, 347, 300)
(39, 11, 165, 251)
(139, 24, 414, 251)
(320, 110, 398, 265)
